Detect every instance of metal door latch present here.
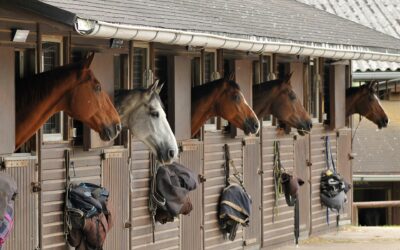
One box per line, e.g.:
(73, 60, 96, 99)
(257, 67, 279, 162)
(198, 174, 207, 183)
(31, 182, 41, 193)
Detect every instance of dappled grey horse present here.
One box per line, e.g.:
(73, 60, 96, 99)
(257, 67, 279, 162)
(115, 81, 178, 163)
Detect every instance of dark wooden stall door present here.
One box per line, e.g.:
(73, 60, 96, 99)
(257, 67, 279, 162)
(84, 52, 115, 150)
(0, 47, 15, 154)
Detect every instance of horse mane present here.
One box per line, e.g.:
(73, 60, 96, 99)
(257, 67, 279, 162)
(16, 62, 82, 112)
(254, 78, 285, 92)
(192, 78, 240, 100)
(346, 86, 364, 97)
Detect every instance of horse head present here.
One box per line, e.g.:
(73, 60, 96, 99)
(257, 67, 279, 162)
(116, 81, 178, 163)
(215, 79, 260, 135)
(65, 53, 121, 141)
(347, 81, 388, 129)
(265, 74, 312, 135)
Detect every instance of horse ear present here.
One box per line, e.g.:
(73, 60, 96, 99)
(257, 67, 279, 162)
(367, 81, 378, 92)
(155, 82, 164, 94)
(83, 52, 95, 69)
(224, 72, 235, 81)
(283, 72, 293, 85)
(148, 80, 160, 93)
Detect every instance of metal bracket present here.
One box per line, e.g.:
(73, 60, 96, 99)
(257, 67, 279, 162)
(198, 174, 207, 183)
(124, 221, 132, 228)
(257, 169, 264, 175)
(306, 160, 313, 167)
(31, 182, 41, 193)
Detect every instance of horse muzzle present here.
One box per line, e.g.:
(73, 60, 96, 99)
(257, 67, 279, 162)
(297, 120, 312, 136)
(243, 117, 260, 135)
(99, 123, 122, 141)
(156, 145, 178, 164)
(377, 117, 389, 129)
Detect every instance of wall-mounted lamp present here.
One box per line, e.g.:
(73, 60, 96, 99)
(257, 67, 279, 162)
(12, 29, 30, 42)
(110, 38, 124, 48)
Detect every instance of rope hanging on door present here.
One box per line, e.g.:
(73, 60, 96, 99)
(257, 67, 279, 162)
(272, 141, 284, 222)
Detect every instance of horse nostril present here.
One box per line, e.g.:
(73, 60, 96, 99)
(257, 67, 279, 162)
(309, 122, 313, 129)
(253, 122, 259, 131)
(168, 149, 176, 159)
(384, 118, 388, 125)
(116, 123, 122, 132)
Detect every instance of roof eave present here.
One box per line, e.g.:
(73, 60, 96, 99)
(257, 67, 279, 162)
(75, 17, 400, 62)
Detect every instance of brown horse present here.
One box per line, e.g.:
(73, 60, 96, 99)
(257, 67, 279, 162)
(253, 74, 312, 135)
(16, 53, 121, 149)
(346, 82, 388, 129)
(191, 78, 259, 136)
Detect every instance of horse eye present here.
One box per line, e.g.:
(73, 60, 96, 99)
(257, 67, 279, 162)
(94, 84, 101, 92)
(233, 94, 241, 102)
(150, 111, 159, 118)
(289, 91, 296, 100)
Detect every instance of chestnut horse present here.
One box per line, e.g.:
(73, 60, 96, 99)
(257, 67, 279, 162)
(16, 53, 121, 149)
(346, 82, 388, 129)
(115, 81, 178, 163)
(253, 74, 312, 135)
(191, 78, 259, 136)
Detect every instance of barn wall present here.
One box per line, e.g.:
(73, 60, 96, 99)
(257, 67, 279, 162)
(1, 155, 38, 250)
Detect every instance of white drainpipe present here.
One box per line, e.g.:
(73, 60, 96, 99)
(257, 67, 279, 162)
(75, 18, 400, 62)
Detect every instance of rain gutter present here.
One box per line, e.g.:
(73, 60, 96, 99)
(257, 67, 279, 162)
(353, 175, 400, 182)
(75, 17, 400, 62)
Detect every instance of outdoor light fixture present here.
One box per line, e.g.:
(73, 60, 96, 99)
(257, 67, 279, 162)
(110, 38, 124, 48)
(12, 29, 30, 42)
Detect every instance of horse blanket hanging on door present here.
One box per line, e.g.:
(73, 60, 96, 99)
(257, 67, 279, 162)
(0, 173, 17, 249)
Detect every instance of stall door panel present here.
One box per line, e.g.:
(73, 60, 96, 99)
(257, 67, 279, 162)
(294, 135, 310, 235)
(243, 137, 261, 248)
(103, 148, 130, 250)
(179, 140, 203, 250)
(130, 139, 180, 250)
(261, 126, 296, 248)
(0, 47, 15, 154)
(84, 53, 115, 150)
(2, 156, 38, 250)
(337, 128, 352, 220)
(309, 125, 337, 234)
(203, 131, 244, 250)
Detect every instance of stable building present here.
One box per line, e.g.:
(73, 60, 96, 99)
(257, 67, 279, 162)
(1, 0, 400, 249)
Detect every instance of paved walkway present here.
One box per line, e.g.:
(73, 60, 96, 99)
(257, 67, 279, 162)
(276, 226, 400, 250)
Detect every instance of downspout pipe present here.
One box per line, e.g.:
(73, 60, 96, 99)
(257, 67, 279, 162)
(75, 18, 400, 62)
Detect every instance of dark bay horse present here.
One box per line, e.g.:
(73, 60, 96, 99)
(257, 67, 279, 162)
(115, 81, 178, 163)
(346, 82, 388, 128)
(16, 53, 121, 149)
(253, 74, 312, 135)
(191, 78, 259, 137)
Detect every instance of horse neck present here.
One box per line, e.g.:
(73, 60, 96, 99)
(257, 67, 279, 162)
(346, 90, 359, 117)
(253, 83, 276, 118)
(15, 72, 78, 149)
(191, 83, 222, 136)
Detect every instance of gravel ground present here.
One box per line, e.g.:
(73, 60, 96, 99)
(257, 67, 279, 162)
(275, 226, 400, 250)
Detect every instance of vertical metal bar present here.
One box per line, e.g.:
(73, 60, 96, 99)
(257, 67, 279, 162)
(35, 22, 43, 250)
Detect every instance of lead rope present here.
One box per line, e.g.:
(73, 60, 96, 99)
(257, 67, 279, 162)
(273, 141, 284, 223)
(149, 158, 166, 243)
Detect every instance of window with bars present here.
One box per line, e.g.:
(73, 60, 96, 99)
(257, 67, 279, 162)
(42, 42, 63, 141)
(308, 58, 320, 121)
(133, 47, 149, 88)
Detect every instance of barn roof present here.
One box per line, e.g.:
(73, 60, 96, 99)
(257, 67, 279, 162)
(297, 0, 400, 72)
(10, 0, 400, 61)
